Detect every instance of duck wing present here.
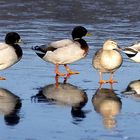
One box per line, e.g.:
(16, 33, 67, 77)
(123, 47, 138, 54)
(124, 42, 140, 52)
(32, 44, 57, 58)
(32, 45, 57, 53)
(32, 39, 74, 58)
(93, 49, 104, 70)
(32, 39, 74, 53)
(49, 39, 74, 48)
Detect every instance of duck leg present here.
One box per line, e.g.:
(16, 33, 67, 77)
(55, 75, 59, 88)
(64, 64, 79, 75)
(0, 76, 6, 80)
(107, 72, 117, 84)
(55, 64, 66, 76)
(63, 74, 71, 84)
(99, 72, 107, 84)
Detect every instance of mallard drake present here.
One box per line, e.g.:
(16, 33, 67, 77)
(122, 42, 140, 63)
(32, 26, 90, 76)
(92, 40, 123, 84)
(0, 32, 22, 80)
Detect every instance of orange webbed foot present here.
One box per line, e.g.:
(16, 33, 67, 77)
(55, 72, 67, 77)
(67, 70, 79, 75)
(0, 77, 6, 80)
(107, 80, 118, 84)
(55, 64, 67, 77)
(99, 80, 108, 84)
(64, 64, 79, 75)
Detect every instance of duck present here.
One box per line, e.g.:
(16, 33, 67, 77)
(92, 39, 123, 84)
(0, 32, 23, 80)
(122, 42, 140, 63)
(122, 80, 140, 101)
(32, 26, 90, 76)
(123, 79, 140, 95)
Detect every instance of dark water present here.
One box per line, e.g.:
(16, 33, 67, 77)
(0, 0, 140, 140)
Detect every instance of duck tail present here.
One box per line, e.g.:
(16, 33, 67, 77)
(32, 45, 46, 58)
(32, 46, 41, 51)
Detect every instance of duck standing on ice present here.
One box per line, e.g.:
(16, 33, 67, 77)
(92, 39, 123, 84)
(0, 32, 22, 80)
(32, 26, 91, 76)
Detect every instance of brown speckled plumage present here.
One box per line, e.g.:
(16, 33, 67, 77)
(92, 40, 123, 84)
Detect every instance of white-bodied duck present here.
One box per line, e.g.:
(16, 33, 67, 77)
(92, 39, 123, 84)
(32, 26, 90, 76)
(0, 32, 22, 80)
(123, 42, 140, 63)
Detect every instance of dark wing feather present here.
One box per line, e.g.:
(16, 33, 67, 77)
(123, 48, 138, 53)
(32, 45, 57, 53)
(32, 45, 57, 58)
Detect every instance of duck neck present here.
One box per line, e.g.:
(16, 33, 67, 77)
(13, 44, 23, 59)
(75, 39, 89, 54)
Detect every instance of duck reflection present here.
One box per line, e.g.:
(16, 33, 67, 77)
(92, 87, 122, 129)
(123, 79, 140, 100)
(0, 88, 22, 126)
(32, 80, 88, 119)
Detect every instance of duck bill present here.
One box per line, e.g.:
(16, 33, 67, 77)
(16, 39, 23, 44)
(18, 39, 23, 43)
(114, 46, 122, 51)
(86, 32, 92, 36)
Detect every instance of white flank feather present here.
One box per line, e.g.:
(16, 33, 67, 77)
(43, 41, 85, 64)
(0, 43, 18, 70)
(49, 39, 74, 48)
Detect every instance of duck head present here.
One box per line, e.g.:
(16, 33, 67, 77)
(103, 39, 121, 51)
(5, 32, 21, 45)
(72, 26, 89, 40)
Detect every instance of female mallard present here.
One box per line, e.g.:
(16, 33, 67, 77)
(123, 42, 140, 63)
(32, 26, 90, 76)
(92, 39, 123, 84)
(0, 32, 22, 80)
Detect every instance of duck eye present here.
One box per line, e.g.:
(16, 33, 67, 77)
(112, 42, 117, 45)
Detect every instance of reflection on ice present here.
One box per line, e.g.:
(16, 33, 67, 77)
(92, 87, 122, 129)
(32, 82, 88, 119)
(0, 88, 22, 126)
